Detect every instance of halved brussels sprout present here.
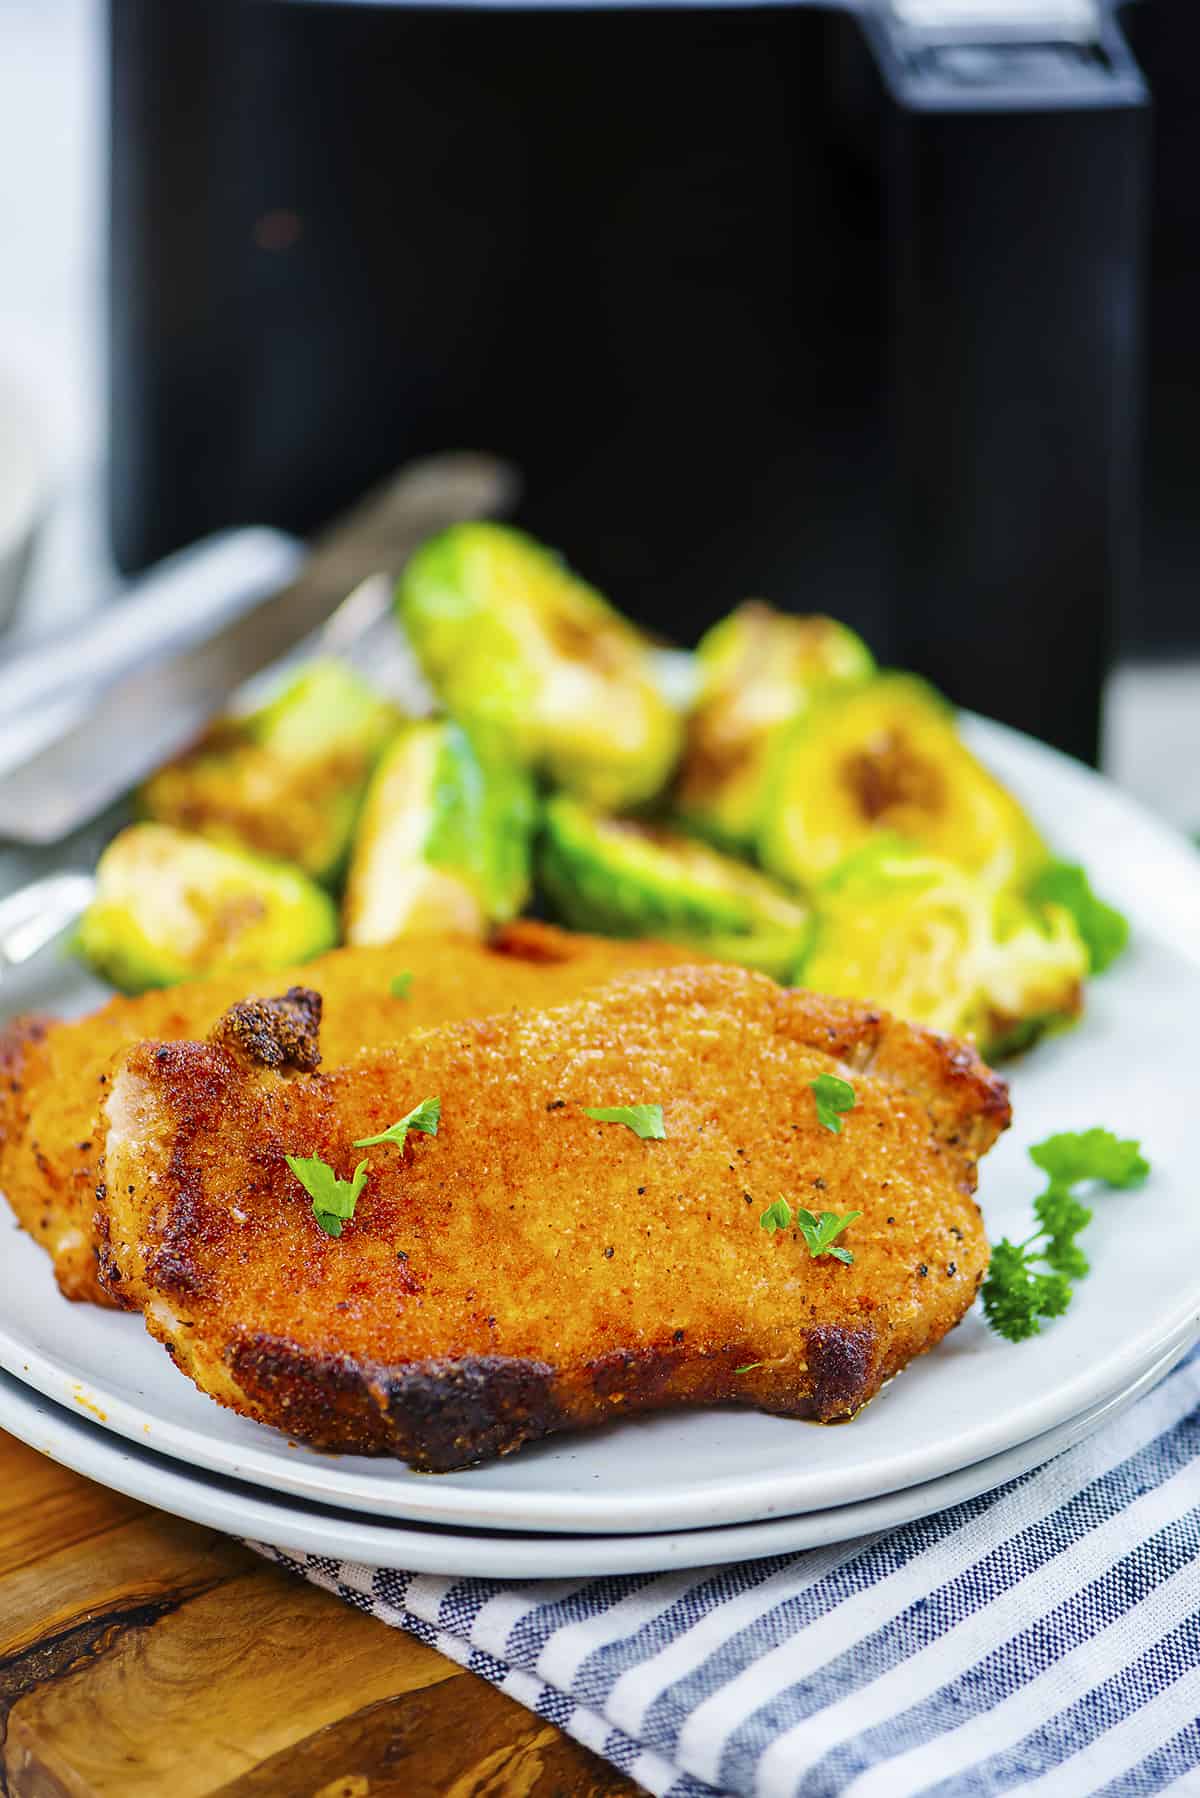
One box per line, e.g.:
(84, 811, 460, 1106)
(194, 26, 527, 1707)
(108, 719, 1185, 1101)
(396, 523, 682, 809)
(758, 673, 1047, 892)
(799, 838, 1086, 1058)
(343, 721, 536, 945)
(77, 824, 338, 993)
(675, 602, 874, 851)
(537, 795, 812, 979)
(1027, 859, 1129, 974)
(139, 659, 402, 884)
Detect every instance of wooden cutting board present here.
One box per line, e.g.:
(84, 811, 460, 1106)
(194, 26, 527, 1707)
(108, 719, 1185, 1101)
(0, 1428, 646, 1797)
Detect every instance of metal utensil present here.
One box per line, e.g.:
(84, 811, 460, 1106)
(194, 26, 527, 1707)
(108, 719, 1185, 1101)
(0, 452, 518, 845)
(0, 871, 95, 975)
(0, 527, 304, 724)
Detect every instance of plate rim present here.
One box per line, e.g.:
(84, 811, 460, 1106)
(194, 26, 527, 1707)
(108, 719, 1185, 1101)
(1, 714, 1199, 1533)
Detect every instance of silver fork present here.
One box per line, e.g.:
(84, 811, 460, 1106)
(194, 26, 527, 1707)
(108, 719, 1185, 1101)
(0, 872, 95, 977)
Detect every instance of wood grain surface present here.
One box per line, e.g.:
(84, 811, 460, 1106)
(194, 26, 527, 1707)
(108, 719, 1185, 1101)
(0, 1429, 646, 1798)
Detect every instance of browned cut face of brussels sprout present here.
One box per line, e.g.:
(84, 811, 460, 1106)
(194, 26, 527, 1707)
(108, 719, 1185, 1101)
(76, 824, 338, 993)
(799, 839, 1086, 1058)
(538, 794, 812, 980)
(759, 673, 1048, 893)
(343, 721, 536, 946)
(675, 603, 875, 853)
(396, 523, 682, 810)
(139, 659, 402, 884)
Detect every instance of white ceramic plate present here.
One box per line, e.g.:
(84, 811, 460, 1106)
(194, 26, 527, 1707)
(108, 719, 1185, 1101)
(0, 1331, 1191, 1578)
(0, 717, 1198, 1535)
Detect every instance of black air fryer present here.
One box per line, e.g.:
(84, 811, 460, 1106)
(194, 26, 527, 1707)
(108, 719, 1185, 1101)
(108, 0, 1154, 764)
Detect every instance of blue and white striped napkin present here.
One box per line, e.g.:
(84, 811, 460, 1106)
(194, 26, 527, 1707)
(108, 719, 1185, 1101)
(253, 1348, 1200, 1797)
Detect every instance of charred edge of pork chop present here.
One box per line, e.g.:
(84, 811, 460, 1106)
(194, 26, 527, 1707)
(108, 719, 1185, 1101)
(100, 1185, 929, 1470)
(211, 987, 323, 1072)
(487, 917, 702, 968)
(218, 1325, 882, 1471)
(489, 918, 584, 964)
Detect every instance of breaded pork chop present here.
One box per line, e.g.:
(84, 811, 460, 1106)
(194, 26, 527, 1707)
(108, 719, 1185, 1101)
(0, 922, 695, 1303)
(96, 964, 1009, 1469)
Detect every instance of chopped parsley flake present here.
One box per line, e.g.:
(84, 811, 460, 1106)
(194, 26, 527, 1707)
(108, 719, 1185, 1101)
(759, 1197, 793, 1235)
(759, 1198, 860, 1262)
(810, 1074, 857, 1134)
(390, 972, 413, 1000)
(353, 1095, 441, 1152)
(285, 1153, 369, 1239)
(794, 1206, 860, 1263)
(582, 1103, 665, 1140)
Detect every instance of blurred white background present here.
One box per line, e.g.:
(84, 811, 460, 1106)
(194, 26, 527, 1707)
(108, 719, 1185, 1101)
(0, 0, 116, 636)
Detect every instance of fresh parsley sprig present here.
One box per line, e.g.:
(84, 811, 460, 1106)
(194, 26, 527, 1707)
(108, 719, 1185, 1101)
(1030, 1129, 1149, 1190)
(582, 1103, 666, 1140)
(759, 1197, 792, 1235)
(760, 1198, 861, 1263)
(353, 1096, 442, 1151)
(982, 1127, 1150, 1342)
(285, 1154, 370, 1239)
(810, 1074, 856, 1134)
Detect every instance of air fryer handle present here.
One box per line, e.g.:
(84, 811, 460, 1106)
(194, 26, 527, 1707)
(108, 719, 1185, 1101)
(863, 8, 1148, 766)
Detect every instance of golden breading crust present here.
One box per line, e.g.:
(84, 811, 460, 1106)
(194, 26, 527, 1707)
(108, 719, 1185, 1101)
(96, 964, 1009, 1469)
(0, 923, 697, 1303)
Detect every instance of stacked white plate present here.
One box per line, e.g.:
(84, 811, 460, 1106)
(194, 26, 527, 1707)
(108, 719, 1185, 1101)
(1, 717, 1198, 1576)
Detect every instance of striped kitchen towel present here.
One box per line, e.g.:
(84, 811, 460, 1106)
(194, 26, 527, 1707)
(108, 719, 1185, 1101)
(252, 1347, 1200, 1798)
